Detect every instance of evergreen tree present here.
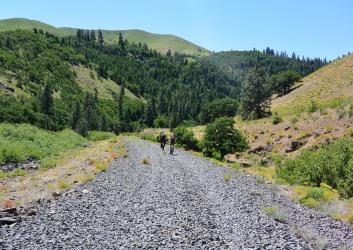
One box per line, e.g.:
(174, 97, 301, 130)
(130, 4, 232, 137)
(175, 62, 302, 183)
(118, 79, 125, 121)
(145, 97, 157, 127)
(239, 62, 271, 120)
(72, 102, 81, 130)
(40, 84, 54, 116)
(90, 30, 96, 42)
(98, 30, 104, 46)
(118, 32, 124, 48)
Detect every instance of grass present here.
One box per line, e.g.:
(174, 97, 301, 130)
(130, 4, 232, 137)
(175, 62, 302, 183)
(87, 131, 116, 141)
(223, 173, 231, 182)
(0, 168, 27, 179)
(272, 53, 353, 116)
(263, 205, 288, 223)
(73, 65, 139, 101)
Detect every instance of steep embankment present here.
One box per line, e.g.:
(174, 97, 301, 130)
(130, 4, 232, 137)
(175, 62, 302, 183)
(272, 53, 353, 115)
(0, 18, 210, 56)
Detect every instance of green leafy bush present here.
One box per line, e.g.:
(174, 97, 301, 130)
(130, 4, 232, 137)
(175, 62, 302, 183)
(87, 131, 116, 141)
(277, 137, 353, 198)
(201, 117, 248, 160)
(153, 115, 169, 128)
(0, 123, 86, 164)
(173, 125, 198, 150)
(272, 112, 282, 125)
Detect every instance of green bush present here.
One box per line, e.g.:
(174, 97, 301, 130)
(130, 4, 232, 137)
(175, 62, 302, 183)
(201, 117, 249, 160)
(87, 131, 116, 141)
(153, 115, 169, 128)
(173, 125, 198, 150)
(277, 137, 353, 198)
(0, 123, 86, 164)
(272, 112, 282, 125)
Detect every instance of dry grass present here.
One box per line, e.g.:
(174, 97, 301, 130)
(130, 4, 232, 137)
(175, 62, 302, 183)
(141, 158, 151, 165)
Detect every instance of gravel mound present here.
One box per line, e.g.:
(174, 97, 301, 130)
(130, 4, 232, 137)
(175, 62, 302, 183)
(1, 139, 352, 249)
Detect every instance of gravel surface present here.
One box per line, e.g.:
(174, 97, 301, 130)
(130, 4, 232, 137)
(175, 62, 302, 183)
(1, 139, 353, 249)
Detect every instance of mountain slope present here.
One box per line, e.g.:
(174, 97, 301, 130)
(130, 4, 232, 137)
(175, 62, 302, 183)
(0, 18, 210, 56)
(206, 50, 326, 82)
(272, 53, 353, 115)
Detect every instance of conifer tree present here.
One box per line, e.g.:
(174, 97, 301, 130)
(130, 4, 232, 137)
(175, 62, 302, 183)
(40, 84, 54, 116)
(118, 79, 125, 121)
(98, 30, 104, 46)
(239, 61, 271, 120)
(72, 102, 81, 130)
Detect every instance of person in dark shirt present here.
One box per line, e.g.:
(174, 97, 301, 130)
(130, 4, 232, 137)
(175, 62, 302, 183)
(160, 132, 167, 151)
(169, 133, 176, 155)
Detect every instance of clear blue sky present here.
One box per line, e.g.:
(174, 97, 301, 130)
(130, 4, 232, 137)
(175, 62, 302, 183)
(1, 0, 352, 60)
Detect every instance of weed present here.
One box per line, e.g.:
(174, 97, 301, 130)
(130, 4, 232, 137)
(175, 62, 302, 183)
(57, 179, 70, 191)
(0, 168, 27, 179)
(141, 158, 150, 165)
(223, 173, 231, 182)
(93, 160, 108, 172)
(264, 206, 288, 223)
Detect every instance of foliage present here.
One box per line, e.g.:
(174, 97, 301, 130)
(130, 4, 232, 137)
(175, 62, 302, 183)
(269, 70, 301, 96)
(199, 98, 238, 124)
(201, 117, 248, 160)
(239, 64, 271, 120)
(173, 125, 198, 150)
(277, 137, 353, 198)
(207, 49, 327, 83)
(272, 112, 282, 125)
(153, 115, 169, 128)
(0, 123, 86, 164)
(87, 131, 116, 141)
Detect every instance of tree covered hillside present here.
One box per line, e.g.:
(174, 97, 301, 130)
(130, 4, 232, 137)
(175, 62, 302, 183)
(0, 29, 237, 132)
(207, 49, 327, 83)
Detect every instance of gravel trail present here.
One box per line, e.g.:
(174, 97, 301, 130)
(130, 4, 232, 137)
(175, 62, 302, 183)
(1, 139, 353, 249)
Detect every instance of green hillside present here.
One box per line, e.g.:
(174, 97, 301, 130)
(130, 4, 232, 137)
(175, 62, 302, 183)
(206, 50, 327, 81)
(0, 18, 210, 56)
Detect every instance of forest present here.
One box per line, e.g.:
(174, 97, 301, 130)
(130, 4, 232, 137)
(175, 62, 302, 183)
(0, 29, 326, 134)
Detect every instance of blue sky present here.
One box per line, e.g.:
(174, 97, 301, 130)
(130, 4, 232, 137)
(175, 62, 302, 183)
(1, 0, 352, 59)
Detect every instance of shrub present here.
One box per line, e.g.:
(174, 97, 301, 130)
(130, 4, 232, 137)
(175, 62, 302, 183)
(277, 137, 353, 198)
(308, 100, 318, 113)
(153, 115, 169, 128)
(87, 131, 116, 141)
(173, 125, 198, 150)
(201, 117, 248, 160)
(272, 112, 282, 125)
(0, 123, 86, 164)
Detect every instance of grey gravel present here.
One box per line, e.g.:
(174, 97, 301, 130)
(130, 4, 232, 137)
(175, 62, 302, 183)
(1, 139, 352, 249)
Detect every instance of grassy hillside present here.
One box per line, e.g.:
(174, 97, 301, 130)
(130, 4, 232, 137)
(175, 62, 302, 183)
(0, 18, 210, 56)
(272, 53, 353, 115)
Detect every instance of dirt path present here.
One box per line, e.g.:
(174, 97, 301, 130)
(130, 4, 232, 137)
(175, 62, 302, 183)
(1, 139, 352, 249)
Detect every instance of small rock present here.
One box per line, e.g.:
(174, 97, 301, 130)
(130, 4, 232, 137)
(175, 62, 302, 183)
(52, 192, 61, 199)
(82, 189, 90, 194)
(0, 217, 19, 225)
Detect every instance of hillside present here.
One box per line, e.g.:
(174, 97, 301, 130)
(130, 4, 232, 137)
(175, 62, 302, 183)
(272, 53, 353, 115)
(0, 18, 210, 56)
(206, 50, 327, 82)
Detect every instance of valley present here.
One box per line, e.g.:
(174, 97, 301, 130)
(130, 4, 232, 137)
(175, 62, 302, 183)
(0, 13, 353, 249)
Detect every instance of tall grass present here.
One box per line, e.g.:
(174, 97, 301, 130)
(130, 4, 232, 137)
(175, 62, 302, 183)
(0, 123, 86, 164)
(87, 131, 116, 141)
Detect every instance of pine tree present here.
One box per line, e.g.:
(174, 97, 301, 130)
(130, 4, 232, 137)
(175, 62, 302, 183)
(98, 30, 104, 46)
(118, 32, 124, 48)
(118, 79, 125, 121)
(90, 30, 96, 42)
(72, 102, 81, 130)
(40, 84, 54, 116)
(145, 97, 157, 127)
(239, 61, 271, 120)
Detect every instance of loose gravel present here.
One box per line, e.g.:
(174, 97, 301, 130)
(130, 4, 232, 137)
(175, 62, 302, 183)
(1, 139, 352, 249)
